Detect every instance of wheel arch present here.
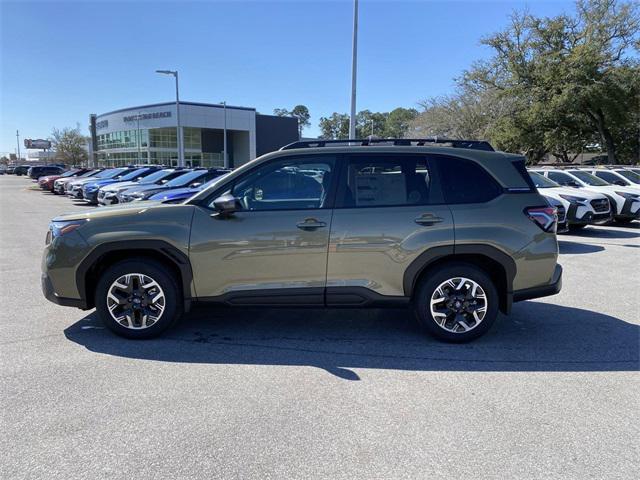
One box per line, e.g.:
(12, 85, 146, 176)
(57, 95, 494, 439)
(76, 240, 193, 310)
(403, 244, 516, 314)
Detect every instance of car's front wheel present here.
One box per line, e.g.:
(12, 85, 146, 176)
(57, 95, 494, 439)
(414, 263, 499, 342)
(95, 259, 183, 339)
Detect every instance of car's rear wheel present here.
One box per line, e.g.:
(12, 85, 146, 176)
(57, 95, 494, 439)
(95, 259, 182, 339)
(414, 263, 499, 343)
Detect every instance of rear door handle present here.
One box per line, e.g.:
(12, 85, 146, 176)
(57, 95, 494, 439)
(415, 214, 444, 226)
(297, 218, 327, 230)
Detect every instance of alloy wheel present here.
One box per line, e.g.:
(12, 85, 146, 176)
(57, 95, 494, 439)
(429, 277, 488, 333)
(106, 273, 166, 329)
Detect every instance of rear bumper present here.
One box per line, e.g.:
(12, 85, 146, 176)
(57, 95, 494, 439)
(513, 264, 563, 303)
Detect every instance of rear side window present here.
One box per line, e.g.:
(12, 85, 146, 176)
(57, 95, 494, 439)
(337, 154, 435, 207)
(436, 156, 502, 204)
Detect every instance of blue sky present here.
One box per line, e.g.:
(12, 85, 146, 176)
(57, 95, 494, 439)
(0, 0, 574, 154)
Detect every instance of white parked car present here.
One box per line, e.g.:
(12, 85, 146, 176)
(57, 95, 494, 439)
(533, 168, 640, 225)
(528, 171, 612, 231)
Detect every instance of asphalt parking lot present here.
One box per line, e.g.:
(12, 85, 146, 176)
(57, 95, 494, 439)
(1, 174, 638, 479)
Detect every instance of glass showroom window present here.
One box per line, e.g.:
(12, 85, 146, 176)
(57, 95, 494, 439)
(184, 128, 201, 150)
(149, 128, 177, 149)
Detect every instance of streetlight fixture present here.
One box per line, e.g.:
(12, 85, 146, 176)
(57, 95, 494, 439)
(220, 101, 228, 168)
(155, 69, 184, 167)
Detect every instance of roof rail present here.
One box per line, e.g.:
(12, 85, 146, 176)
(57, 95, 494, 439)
(280, 138, 495, 152)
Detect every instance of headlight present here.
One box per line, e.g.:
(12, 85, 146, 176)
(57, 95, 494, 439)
(559, 194, 588, 205)
(46, 219, 87, 245)
(614, 191, 640, 200)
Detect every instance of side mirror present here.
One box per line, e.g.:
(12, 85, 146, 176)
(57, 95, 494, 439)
(190, 182, 202, 188)
(568, 181, 580, 187)
(615, 180, 627, 186)
(212, 193, 239, 217)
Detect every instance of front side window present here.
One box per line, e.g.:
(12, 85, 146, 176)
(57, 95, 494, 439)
(616, 169, 640, 184)
(595, 171, 629, 185)
(338, 154, 433, 207)
(568, 170, 609, 186)
(224, 156, 335, 211)
(437, 156, 502, 204)
(547, 171, 577, 186)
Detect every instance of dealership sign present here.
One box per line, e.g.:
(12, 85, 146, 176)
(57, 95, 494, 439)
(24, 139, 52, 149)
(96, 120, 109, 130)
(124, 111, 172, 122)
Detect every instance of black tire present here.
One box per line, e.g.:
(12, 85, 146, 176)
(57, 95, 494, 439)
(414, 262, 499, 343)
(568, 223, 587, 231)
(95, 259, 183, 339)
(614, 218, 634, 225)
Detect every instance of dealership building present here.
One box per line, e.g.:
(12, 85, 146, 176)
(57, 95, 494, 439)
(89, 102, 298, 168)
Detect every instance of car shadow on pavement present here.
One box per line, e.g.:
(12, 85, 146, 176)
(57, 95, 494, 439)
(573, 227, 639, 239)
(558, 241, 605, 254)
(64, 301, 639, 380)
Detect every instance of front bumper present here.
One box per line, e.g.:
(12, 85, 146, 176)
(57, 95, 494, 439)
(83, 190, 99, 204)
(41, 273, 87, 309)
(615, 199, 640, 220)
(98, 192, 119, 205)
(513, 264, 562, 303)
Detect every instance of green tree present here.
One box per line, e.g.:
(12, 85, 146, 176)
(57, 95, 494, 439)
(384, 108, 418, 138)
(461, 0, 640, 163)
(355, 110, 388, 137)
(318, 113, 350, 139)
(274, 105, 311, 138)
(50, 125, 88, 165)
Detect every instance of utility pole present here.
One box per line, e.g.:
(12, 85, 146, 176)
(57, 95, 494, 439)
(137, 111, 141, 164)
(156, 69, 184, 167)
(221, 101, 228, 168)
(16, 130, 21, 161)
(349, 0, 359, 139)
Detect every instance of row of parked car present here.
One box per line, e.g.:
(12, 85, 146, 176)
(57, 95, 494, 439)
(527, 166, 640, 231)
(22, 162, 640, 232)
(32, 165, 231, 205)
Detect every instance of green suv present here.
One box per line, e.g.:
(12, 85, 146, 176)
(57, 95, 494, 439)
(42, 139, 562, 342)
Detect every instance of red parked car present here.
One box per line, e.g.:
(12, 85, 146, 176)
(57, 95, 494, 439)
(38, 169, 89, 193)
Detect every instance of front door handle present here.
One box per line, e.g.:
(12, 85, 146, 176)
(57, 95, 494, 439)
(297, 218, 327, 231)
(415, 214, 444, 226)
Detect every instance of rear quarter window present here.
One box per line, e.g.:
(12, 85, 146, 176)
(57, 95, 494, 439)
(435, 156, 503, 204)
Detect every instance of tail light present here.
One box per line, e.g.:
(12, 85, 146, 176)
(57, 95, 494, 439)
(525, 206, 557, 232)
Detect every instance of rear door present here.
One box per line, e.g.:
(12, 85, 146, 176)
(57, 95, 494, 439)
(326, 153, 454, 301)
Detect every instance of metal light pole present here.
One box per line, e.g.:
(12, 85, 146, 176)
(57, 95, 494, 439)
(137, 111, 141, 164)
(221, 101, 228, 168)
(349, 0, 359, 139)
(156, 69, 184, 167)
(16, 130, 21, 161)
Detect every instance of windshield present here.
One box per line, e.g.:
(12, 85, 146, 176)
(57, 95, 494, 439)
(165, 170, 203, 187)
(138, 169, 173, 183)
(60, 170, 78, 178)
(94, 168, 127, 179)
(117, 168, 148, 181)
(528, 171, 559, 188)
(616, 170, 640, 184)
(569, 170, 610, 186)
(81, 169, 100, 177)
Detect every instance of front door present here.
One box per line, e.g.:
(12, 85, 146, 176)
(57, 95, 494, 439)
(189, 155, 337, 304)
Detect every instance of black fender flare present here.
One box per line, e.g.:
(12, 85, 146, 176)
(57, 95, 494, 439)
(402, 244, 517, 312)
(75, 240, 194, 309)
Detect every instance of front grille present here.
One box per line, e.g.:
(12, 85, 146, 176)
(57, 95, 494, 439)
(591, 199, 609, 213)
(556, 205, 566, 222)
